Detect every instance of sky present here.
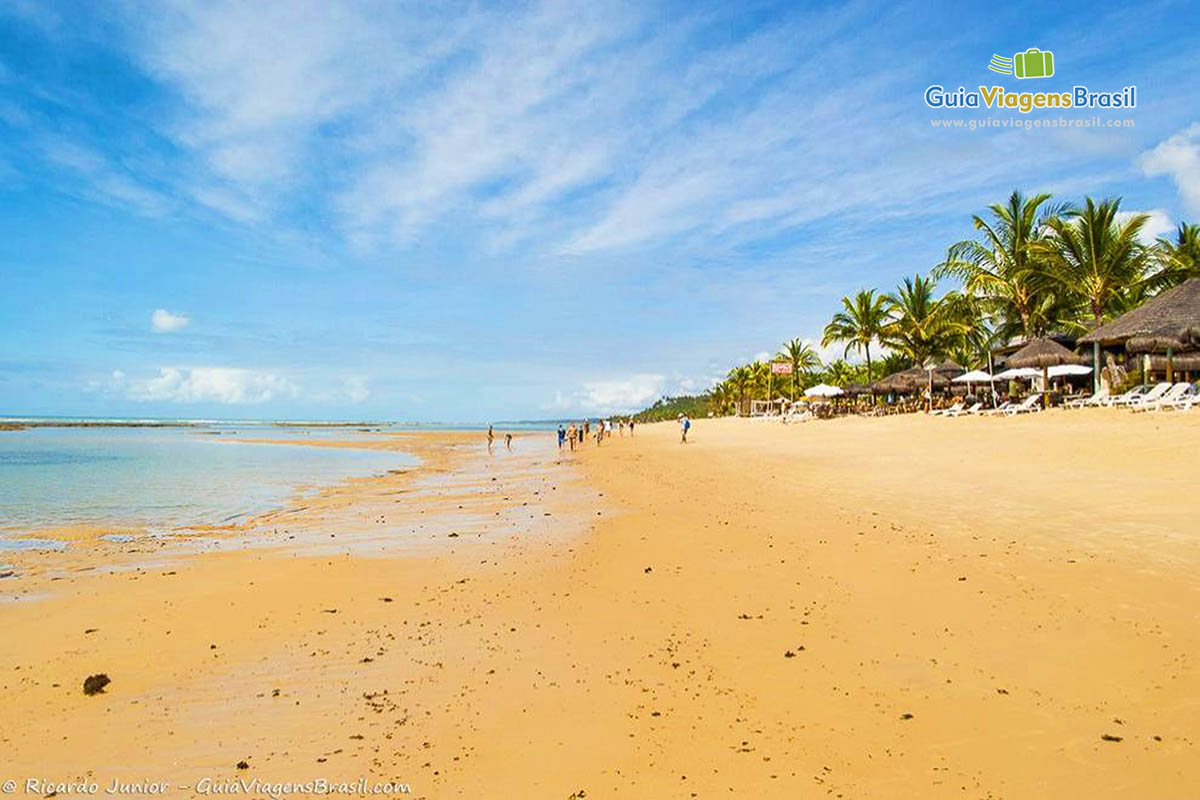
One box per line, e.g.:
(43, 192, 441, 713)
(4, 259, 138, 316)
(1, 0, 1199, 421)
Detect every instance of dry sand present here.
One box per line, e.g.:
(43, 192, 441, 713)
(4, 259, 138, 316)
(1, 411, 1198, 799)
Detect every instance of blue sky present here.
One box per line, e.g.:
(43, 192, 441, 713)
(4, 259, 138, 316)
(2, 0, 1199, 421)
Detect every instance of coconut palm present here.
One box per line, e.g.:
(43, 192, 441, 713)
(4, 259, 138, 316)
(778, 338, 822, 399)
(725, 365, 752, 416)
(1037, 198, 1152, 390)
(707, 383, 729, 416)
(881, 274, 973, 366)
(823, 358, 856, 387)
(1153, 222, 1200, 290)
(935, 190, 1067, 340)
(821, 289, 888, 380)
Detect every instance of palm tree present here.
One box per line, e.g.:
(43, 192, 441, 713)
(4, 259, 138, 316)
(1037, 198, 1152, 388)
(707, 383, 730, 417)
(823, 359, 855, 386)
(935, 190, 1067, 340)
(1153, 222, 1200, 289)
(748, 360, 771, 403)
(726, 365, 752, 416)
(881, 274, 972, 366)
(779, 338, 822, 399)
(821, 289, 888, 380)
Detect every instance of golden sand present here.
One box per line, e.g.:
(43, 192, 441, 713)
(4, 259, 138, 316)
(1, 412, 1198, 798)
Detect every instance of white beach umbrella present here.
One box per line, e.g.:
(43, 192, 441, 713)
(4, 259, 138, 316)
(993, 367, 1039, 380)
(1047, 364, 1092, 377)
(804, 383, 844, 397)
(952, 369, 993, 383)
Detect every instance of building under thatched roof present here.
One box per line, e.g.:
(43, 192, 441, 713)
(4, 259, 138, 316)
(1078, 278, 1200, 349)
(1007, 337, 1084, 368)
(870, 367, 953, 393)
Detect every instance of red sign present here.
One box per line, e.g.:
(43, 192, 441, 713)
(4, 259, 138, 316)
(771, 362, 793, 375)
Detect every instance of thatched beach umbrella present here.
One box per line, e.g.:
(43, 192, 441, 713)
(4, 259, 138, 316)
(1078, 277, 1200, 389)
(1008, 338, 1084, 407)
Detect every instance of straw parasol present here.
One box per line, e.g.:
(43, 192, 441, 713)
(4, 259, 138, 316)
(1078, 277, 1200, 387)
(1008, 338, 1084, 407)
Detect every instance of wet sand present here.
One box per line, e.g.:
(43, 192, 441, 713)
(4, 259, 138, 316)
(1, 412, 1198, 798)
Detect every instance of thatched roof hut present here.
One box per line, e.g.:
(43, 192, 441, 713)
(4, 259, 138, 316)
(1078, 278, 1200, 348)
(1007, 337, 1084, 368)
(870, 366, 954, 394)
(1140, 352, 1200, 371)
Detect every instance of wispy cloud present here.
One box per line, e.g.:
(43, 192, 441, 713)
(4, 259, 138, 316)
(1141, 123, 1200, 216)
(150, 309, 190, 333)
(119, 366, 297, 405)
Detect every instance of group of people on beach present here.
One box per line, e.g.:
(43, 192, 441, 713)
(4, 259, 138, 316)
(556, 417, 635, 451)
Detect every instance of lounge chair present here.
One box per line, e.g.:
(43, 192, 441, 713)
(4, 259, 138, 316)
(931, 402, 965, 417)
(1132, 382, 1192, 413)
(1104, 385, 1149, 407)
(1125, 382, 1174, 411)
(1005, 394, 1043, 415)
(1064, 388, 1109, 409)
(949, 402, 982, 417)
(1160, 385, 1199, 412)
(983, 401, 1013, 416)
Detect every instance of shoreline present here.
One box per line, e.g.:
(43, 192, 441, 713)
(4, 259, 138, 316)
(1, 412, 1197, 797)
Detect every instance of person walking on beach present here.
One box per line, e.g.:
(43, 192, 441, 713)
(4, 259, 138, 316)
(679, 413, 691, 444)
(504, 432, 513, 451)
(487, 424, 494, 453)
(557, 424, 566, 451)
(628, 417, 635, 437)
(567, 424, 577, 451)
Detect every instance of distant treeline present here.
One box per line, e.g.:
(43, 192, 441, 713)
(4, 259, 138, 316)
(632, 394, 709, 423)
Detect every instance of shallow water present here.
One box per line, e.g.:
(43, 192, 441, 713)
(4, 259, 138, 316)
(0, 425, 417, 542)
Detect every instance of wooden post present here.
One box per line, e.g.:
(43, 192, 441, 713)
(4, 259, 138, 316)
(1167, 347, 1174, 383)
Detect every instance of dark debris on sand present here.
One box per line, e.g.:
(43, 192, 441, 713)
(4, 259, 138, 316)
(82, 674, 111, 695)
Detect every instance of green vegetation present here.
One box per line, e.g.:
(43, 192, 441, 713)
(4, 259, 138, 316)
(700, 190, 1198, 416)
(632, 394, 711, 423)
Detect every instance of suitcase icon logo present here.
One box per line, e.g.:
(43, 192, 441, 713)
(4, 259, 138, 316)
(988, 48, 1055, 79)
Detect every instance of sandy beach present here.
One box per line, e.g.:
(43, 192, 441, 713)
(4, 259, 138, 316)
(1, 412, 1198, 799)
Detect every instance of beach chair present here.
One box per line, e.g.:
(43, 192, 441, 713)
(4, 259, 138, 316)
(931, 402, 965, 418)
(1125, 382, 1174, 411)
(983, 401, 1013, 416)
(949, 402, 982, 417)
(1005, 394, 1043, 415)
(1064, 388, 1108, 409)
(1132, 382, 1192, 413)
(1159, 385, 1199, 412)
(1103, 386, 1148, 407)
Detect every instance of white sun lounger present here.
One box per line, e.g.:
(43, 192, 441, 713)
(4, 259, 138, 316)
(1159, 386, 1199, 412)
(983, 401, 1013, 416)
(1005, 394, 1043, 415)
(1104, 385, 1149, 407)
(1126, 382, 1174, 411)
(931, 402, 965, 417)
(1064, 387, 1109, 409)
(1132, 382, 1193, 412)
(949, 402, 983, 417)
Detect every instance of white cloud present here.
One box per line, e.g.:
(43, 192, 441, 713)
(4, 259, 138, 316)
(546, 372, 718, 413)
(124, 367, 297, 404)
(151, 308, 190, 332)
(1116, 209, 1174, 245)
(1141, 123, 1200, 216)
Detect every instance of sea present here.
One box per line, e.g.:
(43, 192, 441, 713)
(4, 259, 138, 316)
(0, 417, 562, 550)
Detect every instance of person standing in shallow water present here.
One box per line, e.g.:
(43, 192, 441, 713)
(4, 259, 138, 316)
(487, 424, 494, 453)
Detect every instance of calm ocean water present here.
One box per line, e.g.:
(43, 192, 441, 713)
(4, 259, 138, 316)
(0, 422, 426, 541)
